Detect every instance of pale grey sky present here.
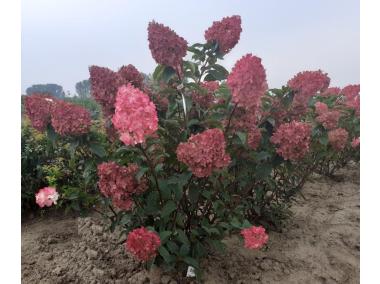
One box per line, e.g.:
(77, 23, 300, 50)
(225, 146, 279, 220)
(22, 0, 359, 95)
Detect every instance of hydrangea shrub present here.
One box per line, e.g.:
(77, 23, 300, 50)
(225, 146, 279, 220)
(24, 15, 360, 280)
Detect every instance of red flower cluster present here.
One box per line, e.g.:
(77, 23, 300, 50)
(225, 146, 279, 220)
(176, 128, 231, 177)
(288, 70, 330, 108)
(192, 81, 220, 108)
(227, 54, 268, 110)
(89, 66, 122, 117)
(204, 15, 242, 54)
(97, 162, 147, 210)
(321, 87, 341, 97)
(270, 121, 312, 161)
(328, 128, 348, 151)
(125, 227, 161, 261)
(112, 84, 158, 146)
(351, 137, 360, 148)
(247, 127, 262, 150)
(147, 21, 188, 71)
(341, 84, 360, 116)
(51, 101, 91, 136)
(24, 93, 56, 131)
(314, 102, 341, 130)
(118, 64, 144, 89)
(241, 226, 269, 250)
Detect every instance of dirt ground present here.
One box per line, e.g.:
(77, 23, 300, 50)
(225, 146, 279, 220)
(21, 164, 359, 284)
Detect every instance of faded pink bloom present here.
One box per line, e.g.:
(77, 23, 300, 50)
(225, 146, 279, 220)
(147, 21, 187, 71)
(51, 101, 91, 136)
(227, 54, 268, 110)
(270, 121, 312, 161)
(351, 137, 360, 148)
(118, 64, 144, 89)
(89, 65, 122, 117)
(241, 226, 269, 250)
(35, 187, 59, 208)
(247, 127, 262, 150)
(321, 87, 341, 97)
(328, 128, 349, 151)
(204, 15, 242, 54)
(125, 227, 161, 261)
(176, 128, 231, 177)
(341, 84, 360, 116)
(24, 93, 56, 131)
(97, 162, 147, 211)
(192, 81, 220, 109)
(315, 102, 329, 115)
(288, 70, 330, 109)
(314, 102, 340, 130)
(112, 84, 158, 146)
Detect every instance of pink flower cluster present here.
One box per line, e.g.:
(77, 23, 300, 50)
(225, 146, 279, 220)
(270, 121, 312, 161)
(35, 187, 59, 208)
(288, 70, 330, 108)
(247, 127, 262, 150)
(112, 84, 158, 146)
(125, 227, 161, 261)
(314, 102, 341, 130)
(24, 93, 56, 131)
(341, 84, 360, 116)
(51, 101, 92, 136)
(118, 64, 144, 89)
(227, 54, 268, 110)
(328, 128, 348, 151)
(147, 21, 188, 70)
(241, 226, 269, 250)
(176, 128, 231, 177)
(351, 137, 360, 148)
(192, 81, 220, 108)
(321, 87, 341, 97)
(97, 162, 147, 211)
(204, 15, 242, 54)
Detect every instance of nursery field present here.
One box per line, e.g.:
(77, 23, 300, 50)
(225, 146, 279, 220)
(22, 163, 359, 284)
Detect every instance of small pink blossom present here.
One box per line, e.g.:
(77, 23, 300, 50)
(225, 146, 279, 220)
(241, 226, 269, 250)
(204, 15, 242, 54)
(125, 227, 161, 261)
(351, 137, 360, 148)
(112, 84, 158, 146)
(35, 187, 59, 208)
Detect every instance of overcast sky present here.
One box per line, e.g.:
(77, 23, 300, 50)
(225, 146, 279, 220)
(22, 0, 359, 95)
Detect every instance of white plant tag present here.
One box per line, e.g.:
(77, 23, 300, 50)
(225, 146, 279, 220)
(186, 266, 195, 277)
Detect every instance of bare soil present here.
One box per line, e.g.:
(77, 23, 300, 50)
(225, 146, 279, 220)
(22, 164, 359, 284)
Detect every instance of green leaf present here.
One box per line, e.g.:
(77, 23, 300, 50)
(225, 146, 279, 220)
(236, 131, 247, 145)
(184, 257, 199, 268)
(153, 64, 165, 81)
(159, 231, 172, 244)
(179, 244, 190, 257)
(89, 143, 106, 158)
(158, 246, 172, 263)
(166, 241, 179, 254)
(176, 229, 190, 246)
(161, 201, 177, 218)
